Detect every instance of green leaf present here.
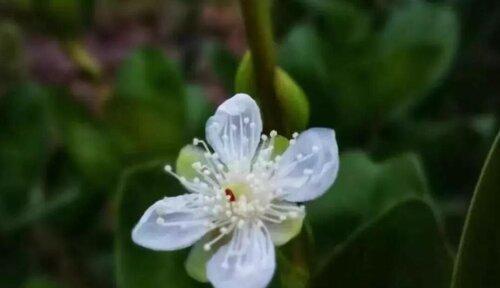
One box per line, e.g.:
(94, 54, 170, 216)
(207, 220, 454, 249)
(0, 83, 50, 224)
(308, 152, 453, 287)
(48, 91, 121, 187)
(450, 130, 500, 288)
(371, 1, 459, 115)
(206, 42, 239, 92)
(235, 52, 310, 135)
(278, 24, 334, 126)
(313, 199, 453, 288)
(115, 161, 206, 288)
(185, 85, 214, 138)
(107, 48, 187, 160)
(23, 277, 62, 288)
(280, 0, 458, 132)
(0, 21, 25, 91)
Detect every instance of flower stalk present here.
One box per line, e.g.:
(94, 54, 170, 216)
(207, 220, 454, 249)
(239, 0, 284, 132)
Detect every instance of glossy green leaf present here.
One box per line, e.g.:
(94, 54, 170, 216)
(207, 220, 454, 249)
(313, 199, 453, 288)
(115, 161, 206, 288)
(107, 48, 186, 160)
(308, 152, 453, 287)
(450, 130, 500, 288)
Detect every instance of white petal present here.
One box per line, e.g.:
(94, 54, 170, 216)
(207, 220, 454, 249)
(132, 194, 209, 251)
(207, 221, 275, 288)
(206, 93, 262, 171)
(275, 128, 339, 202)
(265, 201, 305, 246)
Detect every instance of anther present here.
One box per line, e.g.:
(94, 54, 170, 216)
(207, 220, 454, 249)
(164, 165, 172, 172)
(225, 188, 236, 202)
(270, 130, 277, 137)
(292, 132, 299, 138)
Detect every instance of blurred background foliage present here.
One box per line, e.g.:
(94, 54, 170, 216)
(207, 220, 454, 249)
(0, 0, 499, 287)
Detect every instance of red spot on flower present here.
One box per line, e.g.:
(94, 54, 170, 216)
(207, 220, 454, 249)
(225, 188, 236, 202)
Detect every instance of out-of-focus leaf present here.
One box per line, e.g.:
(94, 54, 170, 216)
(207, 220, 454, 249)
(308, 152, 452, 287)
(185, 85, 214, 138)
(0, 83, 50, 224)
(34, 0, 84, 38)
(115, 161, 206, 288)
(372, 0, 458, 116)
(305, 0, 372, 44)
(279, 24, 331, 126)
(0, 234, 30, 287)
(235, 52, 309, 136)
(48, 92, 120, 187)
(280, 0, 458, 134)
(106, 48, 186, 161)
(0, 22, 25, 93)
(23, 277, 62, 288)
(450, 130, 500, 288)
(313, 199, 452, 288)
(206, 42, 238, 92)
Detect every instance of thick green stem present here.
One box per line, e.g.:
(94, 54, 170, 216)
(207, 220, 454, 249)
(239, 0, 284, 132)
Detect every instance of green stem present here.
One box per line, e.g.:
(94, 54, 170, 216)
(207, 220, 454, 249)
(239, 0, 283, 132)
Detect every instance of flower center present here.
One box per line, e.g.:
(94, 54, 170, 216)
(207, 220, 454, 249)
(224, 182, 252, 202)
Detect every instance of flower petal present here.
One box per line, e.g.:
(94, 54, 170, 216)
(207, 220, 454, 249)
(266, 201, 305, 246)
(206, 221, 275, 288)
(132, 194, 209, 251)
(275, 128, 339, 202)
(206, 93, 262, 171)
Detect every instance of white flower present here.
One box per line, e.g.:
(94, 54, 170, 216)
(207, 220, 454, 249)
(132, 93, 339, 288)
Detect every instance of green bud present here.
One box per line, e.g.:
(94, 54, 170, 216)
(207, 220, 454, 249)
(184, 237, 213, 283)
(175, 145, 206, 180)
(235, 52, 310, 136)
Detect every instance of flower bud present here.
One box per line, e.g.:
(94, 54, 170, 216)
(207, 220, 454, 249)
(235, 52, 310, 136)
